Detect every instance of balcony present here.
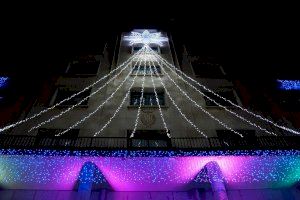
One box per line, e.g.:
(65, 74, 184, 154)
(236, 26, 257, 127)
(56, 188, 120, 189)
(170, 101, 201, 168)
(0, 135, 300, 150)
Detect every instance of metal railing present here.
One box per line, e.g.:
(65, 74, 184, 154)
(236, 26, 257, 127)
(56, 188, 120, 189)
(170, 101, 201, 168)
(0, 135, 300, 150)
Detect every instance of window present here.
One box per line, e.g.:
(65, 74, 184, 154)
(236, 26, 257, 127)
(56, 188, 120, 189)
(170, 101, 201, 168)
(131, 65, 161, 75)
(66, 56, 99, 75)
(191, 62, 225, 78)
(216, 129, 256, 147)
(150, 45, 160, 53)
(130, 91, 165, 106)
(203, 90, 238, 107)
(128, 130, 171, 148)
(52, 88, 91, 107)
(132, 46, 143, 53)
(132, 45, 160, 54)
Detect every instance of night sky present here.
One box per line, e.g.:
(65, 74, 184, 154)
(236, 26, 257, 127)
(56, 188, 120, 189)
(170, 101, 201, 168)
(1, 3, 299, 101)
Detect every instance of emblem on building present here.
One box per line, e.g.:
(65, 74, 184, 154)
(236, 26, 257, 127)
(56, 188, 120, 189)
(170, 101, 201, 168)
(140, 109, 156, 127)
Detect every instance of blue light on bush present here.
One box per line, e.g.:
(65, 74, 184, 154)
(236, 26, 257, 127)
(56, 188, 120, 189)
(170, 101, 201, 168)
(0, 77, 9, 89)
(278, 80, 300, 90)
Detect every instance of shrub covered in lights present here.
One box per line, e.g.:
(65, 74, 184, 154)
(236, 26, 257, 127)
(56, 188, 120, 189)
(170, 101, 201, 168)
(0, 149, 300, 191)
(278, 80, 300, 90)
(0, 77, 9, 89)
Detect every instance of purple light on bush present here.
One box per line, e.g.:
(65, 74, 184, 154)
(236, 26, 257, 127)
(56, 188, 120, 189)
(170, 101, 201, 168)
(0, 150, 300, 191)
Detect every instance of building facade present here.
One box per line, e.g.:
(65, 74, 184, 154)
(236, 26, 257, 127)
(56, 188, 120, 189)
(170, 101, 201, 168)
(0, 29, 300, 200)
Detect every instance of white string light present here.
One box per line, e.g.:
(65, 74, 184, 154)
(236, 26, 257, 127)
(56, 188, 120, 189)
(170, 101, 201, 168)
(93, 60, 144, 136)
(150, 50, 295, 135)
(149, 61, 170, 138)
(0, 48, 145, 134)
(56, 54, 146, 136)
(155, 60, 243, 138)
(153, 56, 275, 136)
(3, 29, 297, 147)
(150, 60, 207, 138)
(130, 59, 147, 138)
(28, 59, 137, 133)
(149, 50, 276, 136)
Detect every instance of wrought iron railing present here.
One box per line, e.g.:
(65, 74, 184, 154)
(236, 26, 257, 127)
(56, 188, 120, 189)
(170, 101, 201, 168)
(0, 135, 300, 150)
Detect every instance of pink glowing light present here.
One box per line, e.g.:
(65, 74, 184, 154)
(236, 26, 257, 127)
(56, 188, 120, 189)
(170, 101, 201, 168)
(1, 154, 300, 191)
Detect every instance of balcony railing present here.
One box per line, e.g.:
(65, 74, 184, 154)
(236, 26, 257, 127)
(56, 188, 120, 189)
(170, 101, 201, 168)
(0, 135, 300, 150)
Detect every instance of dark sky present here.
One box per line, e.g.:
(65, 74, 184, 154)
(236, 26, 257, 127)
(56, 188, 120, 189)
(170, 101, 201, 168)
(1, 3, 300, 97)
